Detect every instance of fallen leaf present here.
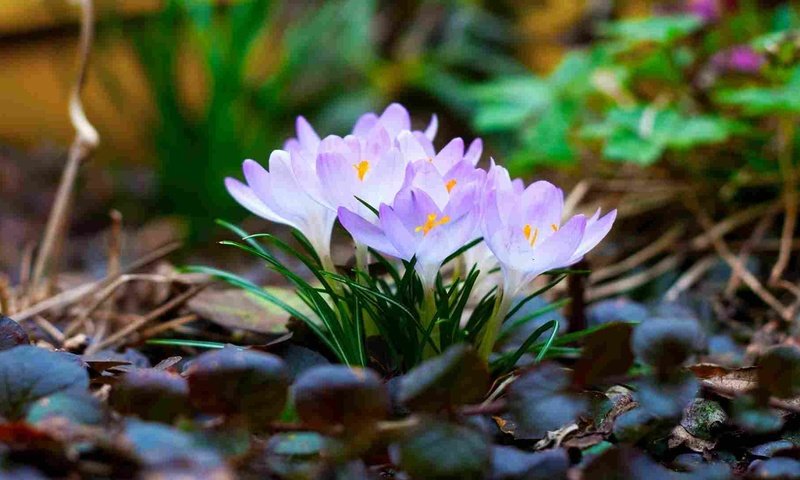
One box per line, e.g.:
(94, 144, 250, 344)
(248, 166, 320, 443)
(668, 425, 716, 452)
(688, 363, 758, 393)
(188, 288, 302, 335)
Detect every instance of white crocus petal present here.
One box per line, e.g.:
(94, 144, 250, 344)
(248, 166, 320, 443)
(424, 113, 438, 140)
(225, 176, 287, 225)
(397, 131, 429, 162)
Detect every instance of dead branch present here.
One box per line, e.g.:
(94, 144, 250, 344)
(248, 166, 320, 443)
(86, 284, 206, 354)
(664, 254, 717, 302)
(687, 198, 791, 321)
(769, 117, 797, 285)
(591, 224, 685, 283)
(12, 241, 181, 323)
(30, 0, 100, 296)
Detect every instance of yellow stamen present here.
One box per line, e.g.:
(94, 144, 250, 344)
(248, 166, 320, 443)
(353, 161, 370, 181)
(445, 179, 457, 193)
(551, 223, 559, 232)
(523, 224, 539, 247)
(415, 213, 451, 236)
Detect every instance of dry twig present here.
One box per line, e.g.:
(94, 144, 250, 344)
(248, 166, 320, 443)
(687, 198, 791, 321)
(30, 0, 100, 297)
(770, 117, 797, 285)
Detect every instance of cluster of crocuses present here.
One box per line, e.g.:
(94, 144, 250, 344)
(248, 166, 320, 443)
(226, 103, 615, 358)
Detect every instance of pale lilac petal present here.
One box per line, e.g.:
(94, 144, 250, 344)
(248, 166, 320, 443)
(413, 132, 436, 158)
(267, 150, 322, 224)
(296, 116, 320, 153)
(317, 152, 360, 210)
(511, 178, 525, 193)
(444, 181, 479, 219)
(432, 138, 464, 174)
(290, 150, 325, 203)
(464, 138, 483, 165)
(338, 207, 401, 257)
(418, 209, 478, 267)
(522, 181, 564, 235)
(378, 103, 411, 138)
(318, 135, 351, 156)
(569, 209, 616, 262)
(362, 148, 407, 206)
(379, 204, 417, 260)
(424, 113, 438, 140)
(530, 214, 587, 274)
(242, 159, 273, 206)
(364, 126, 391, 161)
(397, 131, 429, 162)
(391, 188, 442, 233)
(405, 161, 449, 210)
(283, 138, 302, 157)
(225, 177, 286, 224)
(352, 112, 379, 137)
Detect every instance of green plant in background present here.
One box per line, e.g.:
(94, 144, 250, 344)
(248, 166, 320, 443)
(128, 0, 520, 238)
(470, 3, 799, 176)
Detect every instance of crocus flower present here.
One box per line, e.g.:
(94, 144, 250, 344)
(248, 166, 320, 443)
(711, 46, 764, 74)
(225, 151, 338, 269)
(338, 186, 480, 289)
(477, 168, 616, 358)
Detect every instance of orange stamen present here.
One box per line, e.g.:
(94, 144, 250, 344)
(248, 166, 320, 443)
(353, 161, 370, 181)
(415, 213, 451, 235)
(445, 179, 457, 193)
(523, 224, 539, 247)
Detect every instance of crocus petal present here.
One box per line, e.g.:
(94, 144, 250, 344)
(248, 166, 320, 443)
(569, 209, 616, 262)
(418, 209, 478, 267)
(225, 177, 286, 224)
(364, 126, 391, 161)
(405, 161, 449, 211)
(432, 138, 464, 174)
(317, 152, 360, 210)
(413, 132, 436, 158)
(379, 203, 417, 260)
(296, 116, 320, 153)
(352, 112, 379, 137)
(378, 103, 411, 138)
(464, 138, 483, 165)
(397, 131, 429, 162)
(530, 214, 587, 274)
(338, 207, 401, 257)
(362, 148, 407, 206)
(424, 113, 439, 140)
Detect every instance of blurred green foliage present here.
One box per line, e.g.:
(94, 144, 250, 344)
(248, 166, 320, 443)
(470, 2, 800, 175)
(128, 0, 520, 237)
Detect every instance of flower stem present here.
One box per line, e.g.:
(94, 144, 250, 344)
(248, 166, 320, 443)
(478, 285, 512, 361)
(355, 242, 378, 337)
(420, 287, 439, 359)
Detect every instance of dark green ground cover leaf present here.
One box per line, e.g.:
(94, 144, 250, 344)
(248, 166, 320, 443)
(25, 392, 105, 426)
(757, 345, 800, 399)
(573, 322, 634, 387)
(398, 344, 490, 411)
(490, 446, 569, 480)
(0, 346, 89, 420)
(505, 362, 587, 439)
(292, 365, 388, 431)
(264, 432, 328, 478)
(0, 316, 28, 351)
(110, 368, 190, 423)
(393, 418, 491, 480)
(124, 419, 230, 476)
(632, 317, 704, 373)
(185, 347, 290, 426)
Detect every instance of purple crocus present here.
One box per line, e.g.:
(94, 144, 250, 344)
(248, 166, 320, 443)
(477, 166, 616, 358)
(225, 151, 338, 269)
(711, 46, 765, 74)
(338, 186, 480, 289)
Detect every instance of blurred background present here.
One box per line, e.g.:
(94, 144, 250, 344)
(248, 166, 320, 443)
(1, 0, 798, 287)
